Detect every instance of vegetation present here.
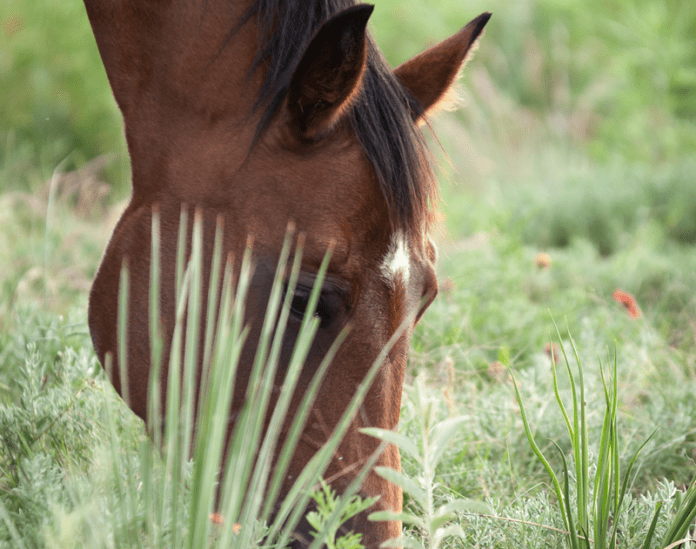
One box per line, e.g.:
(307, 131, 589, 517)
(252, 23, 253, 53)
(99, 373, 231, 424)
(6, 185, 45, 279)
(1, 0, 695, 547)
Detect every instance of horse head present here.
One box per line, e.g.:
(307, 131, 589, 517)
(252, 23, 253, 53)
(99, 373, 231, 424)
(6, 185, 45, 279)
(83, 1, 489, 545)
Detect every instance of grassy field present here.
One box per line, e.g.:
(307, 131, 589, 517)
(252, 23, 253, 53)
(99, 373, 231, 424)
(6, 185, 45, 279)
(1, 0, 695, 547)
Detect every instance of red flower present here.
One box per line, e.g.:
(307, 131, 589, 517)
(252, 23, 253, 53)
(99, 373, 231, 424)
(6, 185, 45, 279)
(544, 342, 562, 365)
(3, 15, 23, 37)
(209, 512, 224, 524)
(613, 289, 641, 319)
(535, 252, 552, 269)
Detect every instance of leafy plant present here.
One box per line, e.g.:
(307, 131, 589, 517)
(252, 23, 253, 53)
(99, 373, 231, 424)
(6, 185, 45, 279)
(365, 373, 493, 549)
(307, 481, 378, 549)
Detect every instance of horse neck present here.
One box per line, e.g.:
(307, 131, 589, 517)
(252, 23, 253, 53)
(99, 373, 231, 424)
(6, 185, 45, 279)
(117, 0, 268, 200)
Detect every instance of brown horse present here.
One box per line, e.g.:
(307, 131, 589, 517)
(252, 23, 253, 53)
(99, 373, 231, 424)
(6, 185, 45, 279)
(83, 0, 489, 546)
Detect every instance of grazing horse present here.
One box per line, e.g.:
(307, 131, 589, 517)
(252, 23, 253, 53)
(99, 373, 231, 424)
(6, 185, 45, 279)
(83, 0, 489, 546)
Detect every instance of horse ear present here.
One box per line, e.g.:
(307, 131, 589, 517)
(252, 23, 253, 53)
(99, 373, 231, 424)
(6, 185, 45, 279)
(395, 12, 491, 121)
(286, 4, 373, 139)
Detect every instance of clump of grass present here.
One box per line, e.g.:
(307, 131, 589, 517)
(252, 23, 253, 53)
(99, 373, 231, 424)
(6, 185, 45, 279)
(1, 208, 407, 548)
(104, 209, 401, 548)
(507, 321, 696, 548)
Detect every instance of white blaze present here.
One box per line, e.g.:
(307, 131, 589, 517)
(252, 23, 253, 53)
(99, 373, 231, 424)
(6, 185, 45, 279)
(381, 231, 410, 286)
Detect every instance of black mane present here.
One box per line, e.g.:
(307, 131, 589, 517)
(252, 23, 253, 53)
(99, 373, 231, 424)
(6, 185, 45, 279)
(241, 0, 436, 234)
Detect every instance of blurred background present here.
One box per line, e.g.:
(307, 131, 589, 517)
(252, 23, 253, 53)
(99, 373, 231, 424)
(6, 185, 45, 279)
(3, 0, 695, 245)
(3, 0, 695, 349)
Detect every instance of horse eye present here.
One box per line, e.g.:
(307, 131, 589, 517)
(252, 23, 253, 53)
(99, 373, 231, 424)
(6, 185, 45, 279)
(284, 284, 342, 329)
(289, 286, 311, 319)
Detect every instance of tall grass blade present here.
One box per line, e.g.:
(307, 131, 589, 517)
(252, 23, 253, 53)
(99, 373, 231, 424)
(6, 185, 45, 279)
(567, 330, 590, 535)
(186, 213, 222, 549)
(507, 365, 570, 534)
(203, 257, 251, 548)
(115, 263, 143, 548)
(552, 441, 581, 549)
(594, 357, 614, 549)
(148, 207, 164, 547)
(189, 237, 237, 549)
(639, 501, 662, 549)
(175, 207, 188, 300)
(180, 209, 203, 488)
(224, 232, 295, 535)
(610, 427, 657, 548)
(552, 318, 588, 533)
(201, 215, 224, 373)
(162, 258, 191, 549)
(549, 335, 573, 441)
(117, 262, 129, 408)
(103, 355, 133, 548)
(662, 476, 696, 546)
(148, 208, 163, 446)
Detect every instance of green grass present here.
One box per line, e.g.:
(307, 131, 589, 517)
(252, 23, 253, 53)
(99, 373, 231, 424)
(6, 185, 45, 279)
(1, 0, 126, 189)
(2, 0, 696, 546)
